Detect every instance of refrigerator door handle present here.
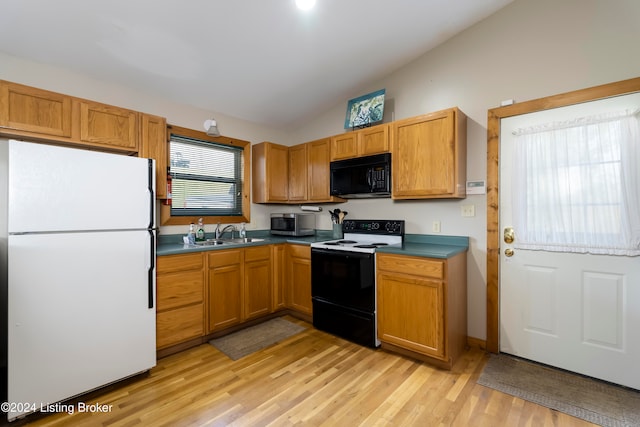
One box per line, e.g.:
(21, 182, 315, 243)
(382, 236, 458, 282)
(147, 159, 155, 229)
(148, 229, 156, 309)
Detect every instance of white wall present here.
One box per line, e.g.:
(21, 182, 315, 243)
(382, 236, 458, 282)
(290, 0, 640, 340)
(0, 51, 295, 235)
(2, 0, 639, 341)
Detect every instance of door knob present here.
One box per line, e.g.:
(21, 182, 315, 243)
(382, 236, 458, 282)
(504, 248, 514, 257)
(504, 227, 515, 244)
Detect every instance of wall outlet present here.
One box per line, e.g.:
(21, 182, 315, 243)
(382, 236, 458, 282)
(432, 221, 441, 233)
(461, 204, 476, 217)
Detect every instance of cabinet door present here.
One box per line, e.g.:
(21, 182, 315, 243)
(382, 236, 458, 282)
(330, 133, 358, 160)
(244, 258, 272, 320)
(307, 138, 332, 202)
(252, 142, 289, 203)
(76, 100, 139, 151)
(288, 144, 308, 201)
(377, 272, 446, 359)
(140, 113, 168, 199)
(391, 108, 466, 199)
(208, 250, 242, 332)
(358, 123, 389, 156)
(0, 80, 72, 138)
(287, 245, 312, 315)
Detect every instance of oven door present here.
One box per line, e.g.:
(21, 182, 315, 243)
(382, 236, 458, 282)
(311, 248, 375, 312)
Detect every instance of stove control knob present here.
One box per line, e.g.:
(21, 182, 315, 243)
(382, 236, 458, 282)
(385, 221, 400, 233)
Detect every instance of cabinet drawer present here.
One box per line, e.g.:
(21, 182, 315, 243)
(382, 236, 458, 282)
(156, 304, 204, 349)
(244, 245, 270, 262)
(157, 270, 204, 311)
(208, 249, 242, 267)
(157, 253, 203, 274)
(288, 244, 310, 259)
(377, 254, 444, 280)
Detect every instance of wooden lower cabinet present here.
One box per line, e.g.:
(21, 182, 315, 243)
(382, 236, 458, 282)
(156, 253, 205, 349)
(243, 246, 272, 320)
(157, 243, 309, 353)
(207, 249, 243, 332)
(287, 244, 312, 316)
(376, 252, 467, 369)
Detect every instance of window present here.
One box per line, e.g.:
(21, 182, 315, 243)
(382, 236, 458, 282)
(161, 125, 250, 225)
(512, 109, 640, 256)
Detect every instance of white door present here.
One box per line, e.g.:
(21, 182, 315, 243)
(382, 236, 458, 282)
(499, 94, 640, 390)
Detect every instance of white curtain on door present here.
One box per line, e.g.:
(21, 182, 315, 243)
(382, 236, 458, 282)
(512, 109, 640, 256)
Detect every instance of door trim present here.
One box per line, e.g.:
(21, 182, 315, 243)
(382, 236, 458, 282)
(485, 76, 640, 353)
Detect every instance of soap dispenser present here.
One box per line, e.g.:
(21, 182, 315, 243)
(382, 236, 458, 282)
(188, 223, 196, 245)
(239, 222, 247, 239)
(196, 218, 205, 241)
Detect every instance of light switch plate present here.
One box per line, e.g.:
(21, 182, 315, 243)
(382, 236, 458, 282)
(461, 205, 475, 217)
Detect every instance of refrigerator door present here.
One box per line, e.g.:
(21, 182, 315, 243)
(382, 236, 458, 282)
(7, 230, 156, 421)
(8, 140, 154, 233)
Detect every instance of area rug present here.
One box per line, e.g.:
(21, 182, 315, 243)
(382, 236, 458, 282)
(209, 317, 306, 361)
(477, 353, 640, 427)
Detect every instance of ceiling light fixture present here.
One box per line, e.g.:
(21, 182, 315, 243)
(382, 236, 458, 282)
(204, 118, 220, 137)
(295, 0, 315, 11)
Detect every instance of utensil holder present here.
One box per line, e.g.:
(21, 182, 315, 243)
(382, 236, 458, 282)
(332, 223, 343, 239)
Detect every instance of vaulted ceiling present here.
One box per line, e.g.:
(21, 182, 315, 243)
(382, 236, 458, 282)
(0, 0, 513, 129)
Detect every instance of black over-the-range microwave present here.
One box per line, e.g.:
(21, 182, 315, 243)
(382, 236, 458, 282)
(330, 153, 391, 198)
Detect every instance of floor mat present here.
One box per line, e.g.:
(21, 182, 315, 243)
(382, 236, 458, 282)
(478, 353, 640, 427)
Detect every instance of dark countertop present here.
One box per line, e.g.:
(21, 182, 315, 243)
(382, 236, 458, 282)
(156, 231, 332, 256)
(157, 230, 468, 259)
(377, 234, 469, 258)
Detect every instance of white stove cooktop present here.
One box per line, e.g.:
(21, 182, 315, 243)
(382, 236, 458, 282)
(310, 220, 404, 254)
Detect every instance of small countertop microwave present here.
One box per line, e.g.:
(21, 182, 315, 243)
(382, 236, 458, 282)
(330, 153, 391, 198)
(270, 213, 316, 236)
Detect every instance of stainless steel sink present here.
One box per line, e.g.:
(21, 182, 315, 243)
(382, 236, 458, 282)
(195, 237, 266, 246)
(223, 237, 266, 244)
(195, 239, 226, 246)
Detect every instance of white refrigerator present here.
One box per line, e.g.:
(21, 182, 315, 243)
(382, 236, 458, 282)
(0, 140, 157, 421)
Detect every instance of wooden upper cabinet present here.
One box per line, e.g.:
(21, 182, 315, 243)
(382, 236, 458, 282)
(140, 113, 168, 199)
(391, 107, 467, 199)
(330, 123, 389, 161)
(75, 100, 139, 151)
(0, 80, 160, 156)
(0, 80, 72, 138)
(307, 137, 335, 202)
(288, 143, 308, 201)
(252, 142, 289, 203)
(330, 133, 358, 160)
(359, 123, 389, 157)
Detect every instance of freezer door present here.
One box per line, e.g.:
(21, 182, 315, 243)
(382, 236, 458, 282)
(7, 230, 156, 421)
(8, 140, 154, 233)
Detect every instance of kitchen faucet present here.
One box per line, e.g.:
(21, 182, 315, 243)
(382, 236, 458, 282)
(215, 223, 237, 239)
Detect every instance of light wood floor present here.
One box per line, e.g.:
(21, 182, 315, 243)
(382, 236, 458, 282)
(21, 317, 595, 427)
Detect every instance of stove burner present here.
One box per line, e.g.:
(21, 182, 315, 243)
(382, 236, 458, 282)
(354, 244, 377, 249)
(371, 242, 388, 246)
(337, 240, 357, 244)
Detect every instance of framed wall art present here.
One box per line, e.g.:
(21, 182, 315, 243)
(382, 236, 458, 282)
(344, 89, 385, 129)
